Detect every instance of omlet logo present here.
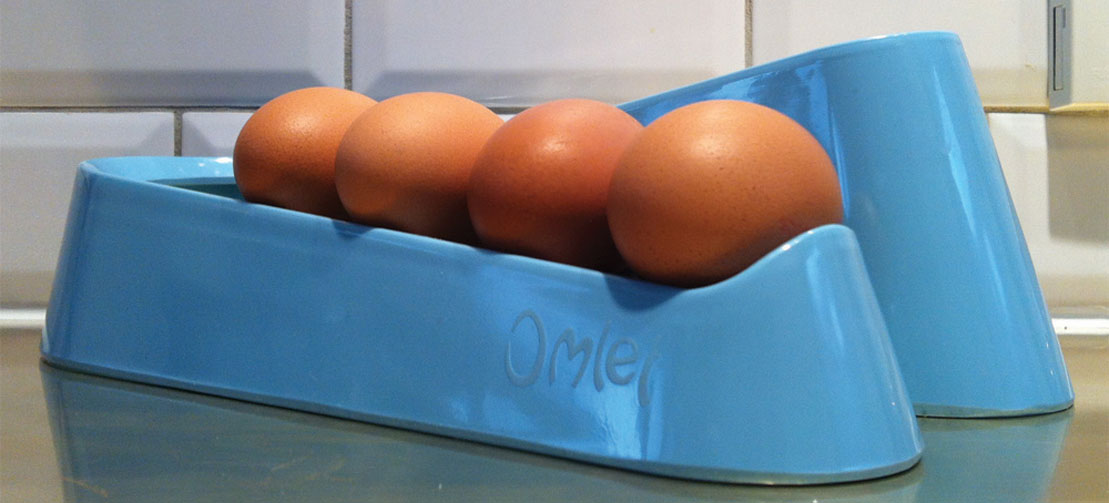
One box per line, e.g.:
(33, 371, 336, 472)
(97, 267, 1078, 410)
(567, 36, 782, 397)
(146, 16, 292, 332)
(503, 309, 658, 407)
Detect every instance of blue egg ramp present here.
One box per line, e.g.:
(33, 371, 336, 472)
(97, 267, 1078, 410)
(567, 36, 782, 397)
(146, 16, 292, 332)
(619, 31, 1073, 417)
(43, 156, 922, 484)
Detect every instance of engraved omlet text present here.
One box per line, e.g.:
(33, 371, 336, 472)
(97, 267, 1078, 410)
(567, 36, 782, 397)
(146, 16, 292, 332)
(504, 309, 657, 407)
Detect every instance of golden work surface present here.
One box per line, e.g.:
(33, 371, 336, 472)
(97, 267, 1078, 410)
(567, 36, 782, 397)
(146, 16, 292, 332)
(2, 328, 1106, 502)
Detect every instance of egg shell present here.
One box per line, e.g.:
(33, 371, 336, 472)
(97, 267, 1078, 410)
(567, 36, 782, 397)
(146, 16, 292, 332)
(468, 99, 643, 270)
(233, 87, 376, 219)
(607, 99, 843, 288)
(335, 92, 503, 243)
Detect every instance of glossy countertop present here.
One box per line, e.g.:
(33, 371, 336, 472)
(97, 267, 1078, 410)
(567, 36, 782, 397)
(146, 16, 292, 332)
(3, 327, 1107, 502)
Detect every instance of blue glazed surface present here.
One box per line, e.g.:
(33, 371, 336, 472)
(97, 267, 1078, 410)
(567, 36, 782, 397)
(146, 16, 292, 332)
(620, 31, 1073, 417)
(44, 157, 921, 484)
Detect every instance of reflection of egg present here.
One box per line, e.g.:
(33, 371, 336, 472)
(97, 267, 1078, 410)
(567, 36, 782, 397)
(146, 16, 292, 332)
(233, 87, 376, 218)
(608, 100, 843, 287)
(468, 99, 643, 270)
(335, 92, 503, 243)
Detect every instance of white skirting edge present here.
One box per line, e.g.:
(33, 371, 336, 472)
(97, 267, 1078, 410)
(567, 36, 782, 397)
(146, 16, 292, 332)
(0, 308, 47, 329)
(1052, 316, 1109, 336)
(2, 307, 1107, 335)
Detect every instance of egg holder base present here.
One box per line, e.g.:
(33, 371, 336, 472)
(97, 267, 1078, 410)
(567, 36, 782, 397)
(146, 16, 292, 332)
(42, 156, 922, 485)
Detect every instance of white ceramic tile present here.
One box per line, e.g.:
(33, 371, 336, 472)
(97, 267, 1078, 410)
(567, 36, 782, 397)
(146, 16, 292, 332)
(989, 113, 1109, 308)
(182, 112, 253, 157)
(0, 112, 175, 306)
(752, 0, 1047, 107)
(184, 109, 510, 158)
(0, 1, 344, 106)
(353, 1, 746, 106)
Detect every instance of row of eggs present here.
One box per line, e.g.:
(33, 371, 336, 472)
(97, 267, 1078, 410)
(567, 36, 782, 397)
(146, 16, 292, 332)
(233, 87, 842, 287)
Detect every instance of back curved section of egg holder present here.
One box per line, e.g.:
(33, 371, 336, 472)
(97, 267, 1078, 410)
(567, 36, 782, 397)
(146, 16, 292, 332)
(621, 31, 1074, 418)
(43, 156, 922, 485)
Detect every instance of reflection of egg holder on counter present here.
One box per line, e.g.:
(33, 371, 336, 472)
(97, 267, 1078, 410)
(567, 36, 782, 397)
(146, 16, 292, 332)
(41, 31, 1069, 485)
(41, 363, 1072, 501)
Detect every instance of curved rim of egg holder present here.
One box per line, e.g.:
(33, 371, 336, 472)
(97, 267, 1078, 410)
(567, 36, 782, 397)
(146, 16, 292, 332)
(41, 30, 1070, 485)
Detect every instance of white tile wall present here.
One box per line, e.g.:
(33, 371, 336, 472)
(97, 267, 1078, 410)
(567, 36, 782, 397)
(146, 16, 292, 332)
(752, 0, 1048, 108)
(0, 0, 345, 106)
(989, 113, 1109, 307)
(0, 113, 175, 306)
(1049, 0, 1109, 110)
(352, 0, 746, 106)
(2, 2, 1106, 311)
(181, 112, 253, 158)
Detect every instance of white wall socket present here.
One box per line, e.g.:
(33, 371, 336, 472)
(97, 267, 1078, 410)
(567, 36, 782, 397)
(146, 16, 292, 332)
(1048, 0, 1109, 111)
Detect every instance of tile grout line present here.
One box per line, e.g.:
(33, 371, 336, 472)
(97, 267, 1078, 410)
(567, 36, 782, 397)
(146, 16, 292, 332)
(0, 105, 1074, 116)
(985, 105, 1051, 114)
(173, 110, 183, 156)
(0, 106, 258, 112)
(744, 0, 753, 68)
(345, 0, 353, 91)
(0, 106, 182, 113)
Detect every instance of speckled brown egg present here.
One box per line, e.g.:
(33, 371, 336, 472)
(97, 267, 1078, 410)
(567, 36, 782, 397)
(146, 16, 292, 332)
(334, 92, 503, 243)
(233, 87, 376, 219)
(607, 99, 843, 288)
(468, 99, 643, 270)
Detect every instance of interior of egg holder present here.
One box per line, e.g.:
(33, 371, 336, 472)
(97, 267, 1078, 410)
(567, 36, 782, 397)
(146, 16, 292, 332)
(40, 31, 1069, 485)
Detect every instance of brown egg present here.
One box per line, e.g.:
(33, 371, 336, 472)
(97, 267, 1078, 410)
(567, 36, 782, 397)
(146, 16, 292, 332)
(233, 87, 376, 218)
(608, 99, 843, 288)
(468, 99, 643, 270)
(335, 92, 503, 242)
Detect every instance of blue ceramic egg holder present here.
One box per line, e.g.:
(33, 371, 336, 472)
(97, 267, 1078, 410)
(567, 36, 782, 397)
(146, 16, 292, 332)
(42, 157, 921, 484)
(619, 31, 1073, 417)
(41, 31, 1069, 484)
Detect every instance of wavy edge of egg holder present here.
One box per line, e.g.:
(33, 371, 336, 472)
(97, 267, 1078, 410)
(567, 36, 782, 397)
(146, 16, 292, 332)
(40, 30, 1069, 484)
